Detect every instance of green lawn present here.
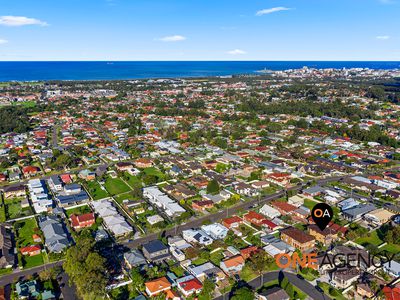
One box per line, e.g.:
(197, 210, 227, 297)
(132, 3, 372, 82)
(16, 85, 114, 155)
(355, 230, 383, 247)
(65, 205, 91, 218)
(104, 177, 131, 195)
(85, 180, 109, 200)
(124, 174, 142, 187)
(143, 167, 165, 179)
(381, 243, 400, 255)
(14, 217, 38, 247)
(4, 198, 33, 220)
(0, 268, 12, 275)
(114, 193, 133, 204)
(22, 253, 44, 269)
(303, 199, 318, 210)
(191, 258, 208, 266)
(210, 250, 224, 266)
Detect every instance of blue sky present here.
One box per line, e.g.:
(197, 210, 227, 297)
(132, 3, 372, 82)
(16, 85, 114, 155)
(0, 0, 399, 61)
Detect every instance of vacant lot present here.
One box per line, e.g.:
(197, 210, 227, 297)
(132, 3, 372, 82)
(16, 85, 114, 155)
(85, 180, 109, 200)
(65, 205, 92, 218)
(14, 217, 39, 248)
(104, 177, 131, 195)
(4, 197, 33, 220)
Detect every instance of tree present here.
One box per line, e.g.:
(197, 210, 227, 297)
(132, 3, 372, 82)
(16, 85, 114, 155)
(231, 287, 254, 300)
(64, 233, 108, 300)
(198, 279, 215, 300)
(131, 268, 145, 292)
(207, 179, 220, 194)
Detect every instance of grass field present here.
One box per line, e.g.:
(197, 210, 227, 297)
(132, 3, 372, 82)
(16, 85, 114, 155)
(14, 217, 38, 247)
(85, 180, 109, 200)
(114, 193, 133, 204)
(355, 230, 383, 247)
(303, 198, 318, 210)
(381, 243, 400, 255)
(104, 177, 131, 195)
(124, 174, 142, 187)
(143, 167, 165, 179)
(4, 198, 33, 220)
(65, 205, 91, 217)
(22, 253, 44, 269)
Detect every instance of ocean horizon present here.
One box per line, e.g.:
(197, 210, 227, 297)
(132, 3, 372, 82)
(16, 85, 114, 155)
(0, 61, 399, 82)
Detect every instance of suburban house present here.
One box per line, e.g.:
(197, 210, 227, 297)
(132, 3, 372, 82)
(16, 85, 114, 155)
(331, 268, 360, 289)
(220, 255, 245, 275)
(259, 204, 281, 219)
(240, 246, 259, 259)
(20, 245, 41, 256)
(0, 225, 15, 269)
(1, 185, 26, 199)
(243, 211, 267, 227)
(342, 203, 376, 221)
(38, 215, 70, 253)
(308, 224, 338, 245)
(258, 287, 290, 300)
(142, 240, 171, 263)
(363, 208, 394, 226)
(124, 249, 147, 268)
(201, 223, 228, 240)
(145, 277, 171, 297)
(91, 199, 133, 237)
(69, 213, 95, 230)
(187, 262, 225, 283)
(280, 227, 315, 252)
(271, 201, 297, 216)
(143, 186, 186, 218)
(192, 200, 214, 211)
(177, 276, 203, 297)
(182, 229, 213, 246)
(222, 216, 243, 229)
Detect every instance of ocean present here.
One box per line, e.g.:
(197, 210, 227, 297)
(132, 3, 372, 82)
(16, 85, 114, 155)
(0, 61, 399, 82)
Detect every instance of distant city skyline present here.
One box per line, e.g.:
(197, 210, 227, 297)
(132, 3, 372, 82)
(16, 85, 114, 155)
(0, 0, 399, 61)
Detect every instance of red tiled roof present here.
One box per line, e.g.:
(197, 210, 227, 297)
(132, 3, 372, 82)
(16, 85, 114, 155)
(20, 245, 41, 254)
(179, 278, 203, 292)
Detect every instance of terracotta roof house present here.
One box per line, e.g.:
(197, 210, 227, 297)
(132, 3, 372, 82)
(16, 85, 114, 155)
(177, 277, 203, 297)
(192, 200, 214, 211)
(22, 166, 40, 178)
(70, 213, 95, 230)
(243, 211, 266, 226)
(145, 277, 171, 297)
(240, 246, 259, 259)
(271, 201, 297, 215)
(220, 255, 245, 275)
(134, 158, 153, 169)
(20, 245, 41, 256)
(222, 216, 243, 229)
(383, 286, 400, 300)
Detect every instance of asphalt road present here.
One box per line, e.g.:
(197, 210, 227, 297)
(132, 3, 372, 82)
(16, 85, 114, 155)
(214, 271, 332, 300)
(0, 261, 64, 287)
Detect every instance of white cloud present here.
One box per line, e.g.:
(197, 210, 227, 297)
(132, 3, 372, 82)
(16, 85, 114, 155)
(0, 16, 48, 27)
(227, 49, 247, 55)
(256, 7, 292, 16)
(0, 39, 8, 45)
(376, 35, 390, 40)
(158, 35, 186, 42)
